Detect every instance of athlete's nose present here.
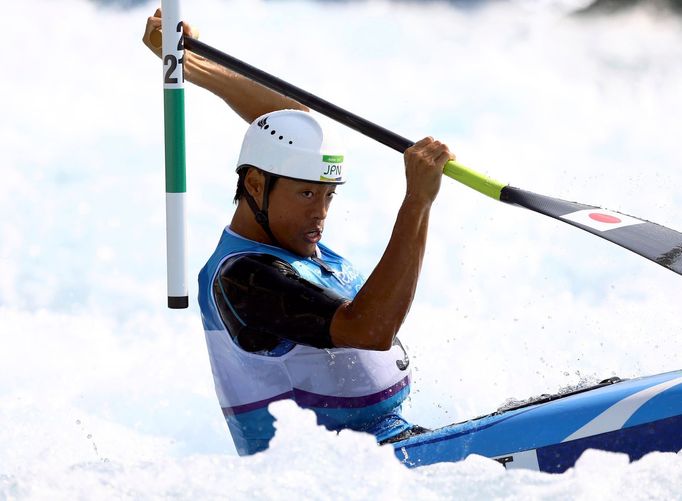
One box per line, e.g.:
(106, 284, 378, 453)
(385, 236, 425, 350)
(309, 194, 328, 220)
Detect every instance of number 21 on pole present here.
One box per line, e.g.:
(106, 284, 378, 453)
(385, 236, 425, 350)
(162, 0, 188, 308)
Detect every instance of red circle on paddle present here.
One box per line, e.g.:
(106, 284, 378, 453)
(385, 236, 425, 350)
(589, 212, 621, 224)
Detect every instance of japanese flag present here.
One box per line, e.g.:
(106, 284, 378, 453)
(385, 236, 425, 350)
(560, 209, 646, 232)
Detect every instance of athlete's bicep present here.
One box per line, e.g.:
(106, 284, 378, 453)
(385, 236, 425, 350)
(213, 254, 348, 351)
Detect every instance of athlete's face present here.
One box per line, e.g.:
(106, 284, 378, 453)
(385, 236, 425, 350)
(267, 177, 337, 257)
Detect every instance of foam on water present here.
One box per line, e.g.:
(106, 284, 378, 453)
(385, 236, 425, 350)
(2, 0, 682, 498)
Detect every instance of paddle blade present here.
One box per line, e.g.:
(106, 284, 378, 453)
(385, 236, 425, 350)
(501, 186, 682, 275)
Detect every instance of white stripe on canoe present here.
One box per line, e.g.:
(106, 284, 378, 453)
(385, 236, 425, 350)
(562, 375, 682, 442)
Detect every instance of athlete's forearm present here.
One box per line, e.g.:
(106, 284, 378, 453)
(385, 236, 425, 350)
(184, 51, 308, 123)
(330, 195, 431, 350)
(142, 11, 307, 123)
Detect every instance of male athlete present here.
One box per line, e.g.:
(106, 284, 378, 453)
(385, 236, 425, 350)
(144, 10, 455, 455)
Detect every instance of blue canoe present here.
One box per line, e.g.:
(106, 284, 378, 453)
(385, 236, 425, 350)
(392, 370, 682, 472)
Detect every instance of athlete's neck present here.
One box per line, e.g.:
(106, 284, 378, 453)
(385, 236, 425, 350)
(230, 201, 272, 245)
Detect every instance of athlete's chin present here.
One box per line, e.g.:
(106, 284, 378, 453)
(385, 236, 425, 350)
(282, 239, 317, 257)
(299, 242, 318, 257)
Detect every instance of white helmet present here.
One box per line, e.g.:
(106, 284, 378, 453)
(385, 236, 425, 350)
(237, 109, 345, 184)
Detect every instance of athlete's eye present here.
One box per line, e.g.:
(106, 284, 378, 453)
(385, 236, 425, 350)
(327, 191, 336, 199)
(302, 191, 314, 198)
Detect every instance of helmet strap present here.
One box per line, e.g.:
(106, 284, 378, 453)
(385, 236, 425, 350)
(243, 173, 280, 246)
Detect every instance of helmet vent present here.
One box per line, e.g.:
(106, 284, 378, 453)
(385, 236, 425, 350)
(255, 114, 295, 145)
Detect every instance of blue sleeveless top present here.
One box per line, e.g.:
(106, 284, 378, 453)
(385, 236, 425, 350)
(198, 227, 412, 455)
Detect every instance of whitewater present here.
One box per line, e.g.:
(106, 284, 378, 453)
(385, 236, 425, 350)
(2, 0, 682, 498)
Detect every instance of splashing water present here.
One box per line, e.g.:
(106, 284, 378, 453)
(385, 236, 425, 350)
(2, 0, 682, 498)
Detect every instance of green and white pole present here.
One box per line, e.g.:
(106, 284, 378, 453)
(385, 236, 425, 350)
(162, 0, 188, 309)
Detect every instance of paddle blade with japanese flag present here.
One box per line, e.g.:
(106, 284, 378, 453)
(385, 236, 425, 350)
(501, 186, 682, 274)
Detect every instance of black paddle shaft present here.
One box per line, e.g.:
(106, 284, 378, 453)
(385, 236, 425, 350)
(184, 38, 414, 153)
(184, 37, 682, 276)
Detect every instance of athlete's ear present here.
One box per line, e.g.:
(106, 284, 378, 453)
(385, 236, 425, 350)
(244, 167, 265, 205)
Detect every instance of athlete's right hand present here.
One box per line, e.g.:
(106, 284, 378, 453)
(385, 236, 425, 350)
(142, 7, 199, 58)
(403, 137, 455, 205)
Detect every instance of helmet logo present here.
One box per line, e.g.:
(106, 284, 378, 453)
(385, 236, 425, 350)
(320, 155, 344, 182)
(257, 116, 268, 129)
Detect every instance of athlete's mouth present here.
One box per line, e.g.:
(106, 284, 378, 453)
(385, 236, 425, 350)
(304, 228, 323, 243)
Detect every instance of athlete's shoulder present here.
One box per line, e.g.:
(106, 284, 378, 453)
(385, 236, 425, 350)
(220, 253, 298, 281)
(217, 227, 286, 254)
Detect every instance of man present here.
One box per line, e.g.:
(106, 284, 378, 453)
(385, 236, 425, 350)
(144, 10, 455, 456)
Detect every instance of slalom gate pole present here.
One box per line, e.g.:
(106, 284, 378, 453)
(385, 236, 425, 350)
(162, 0, 189, 309)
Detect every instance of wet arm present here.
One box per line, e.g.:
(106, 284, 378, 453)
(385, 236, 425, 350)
(143, 8, 307, 123)
(184, 53, 308, 122)
(330, 138, 454, 351)
(330, 197, 432, 351)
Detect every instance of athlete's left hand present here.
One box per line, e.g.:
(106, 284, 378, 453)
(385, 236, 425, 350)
(403, 137, 455, 205)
